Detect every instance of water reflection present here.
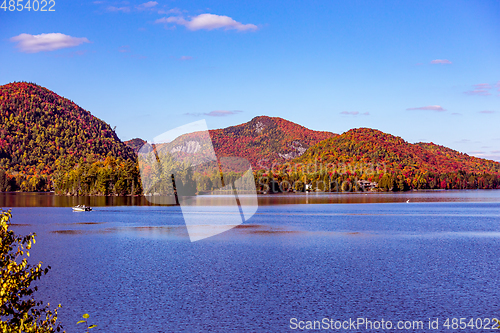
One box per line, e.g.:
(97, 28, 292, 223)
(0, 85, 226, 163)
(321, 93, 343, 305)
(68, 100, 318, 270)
(0, 192, 154, 207)
(2, 190, 500, 208)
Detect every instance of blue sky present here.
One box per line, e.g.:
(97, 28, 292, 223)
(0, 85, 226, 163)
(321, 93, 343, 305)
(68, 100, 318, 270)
(1, 0, 500, 160)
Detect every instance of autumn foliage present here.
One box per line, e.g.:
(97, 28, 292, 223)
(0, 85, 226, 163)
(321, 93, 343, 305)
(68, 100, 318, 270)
(0, 82, 137, 193)
(0, 209, 64, 332)
(287, 128, 500, 191)
(209, 116, 336, 170)
(1, 82, 500, 194)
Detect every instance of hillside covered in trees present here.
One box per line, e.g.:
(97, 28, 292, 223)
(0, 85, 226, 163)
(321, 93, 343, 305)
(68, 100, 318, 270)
(124, 138, 147, 153)
(1, 82, 499, 195)
(209, 116, 337, 169)
(0, 82, 139, 193)
(280, 128, 500, 191)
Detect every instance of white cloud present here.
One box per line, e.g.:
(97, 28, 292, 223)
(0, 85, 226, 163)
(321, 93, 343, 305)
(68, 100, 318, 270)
(185, 110, 243, 117)
(136, 1, 157, 11)
(406, 105, 446, 111)
(157, 13, 258, 32)
(155, 17, 174, 24)
(463, 82, 497, 96)
(340, 111, 370, 116)
(479, 110, 496, 114)
(158, 8, 182, 15)
(179, 56, 193, 61)
(464, 89, 490, 96)
(205, 110, 243, 116)
(106, 6, 131, 12)
(430, 59, 452, 64)
(474, 83, 492, 89)
(10, 33, 90, 53)
(140, 1, 157, 8)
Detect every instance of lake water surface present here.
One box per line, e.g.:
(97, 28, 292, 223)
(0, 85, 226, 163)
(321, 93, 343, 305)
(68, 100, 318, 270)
(4, 191, 500, 332)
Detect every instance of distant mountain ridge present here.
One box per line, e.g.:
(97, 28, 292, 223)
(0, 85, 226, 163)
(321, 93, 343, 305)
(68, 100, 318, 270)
(294, 127, 500, 175)
(208, 116, 336, 169)
(126, 119, 500, 178)
(1, 82, 499, 194)
(127, 116, 337, 170)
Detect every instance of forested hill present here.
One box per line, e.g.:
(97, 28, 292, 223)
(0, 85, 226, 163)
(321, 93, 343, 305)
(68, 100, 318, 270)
(289, 127, 500, 190)
(0, 82, 135, 176)
(209, 116, 336, 169)
(124, 138, 146, 153)
(294, 128, 500, 174)
(414, 142, 500, 172)
(128, 116, 336, 170)
(1, 81, 499, 194)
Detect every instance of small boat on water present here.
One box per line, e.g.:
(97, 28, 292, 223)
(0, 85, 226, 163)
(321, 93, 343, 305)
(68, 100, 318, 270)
(72, 205, 92, 212)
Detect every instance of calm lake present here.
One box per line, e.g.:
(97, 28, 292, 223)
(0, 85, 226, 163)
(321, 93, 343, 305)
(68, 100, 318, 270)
(3, 191, 500, 332)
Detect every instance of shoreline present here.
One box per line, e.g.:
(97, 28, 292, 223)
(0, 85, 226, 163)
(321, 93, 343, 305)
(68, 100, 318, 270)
(2, 190, 500, 208)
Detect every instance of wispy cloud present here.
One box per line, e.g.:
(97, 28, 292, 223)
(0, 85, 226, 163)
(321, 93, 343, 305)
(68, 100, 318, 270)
(170, 55, 194, 61)
(479, 154, 500, 162)
(206, 110, 243, 116)
(455, 139, 471, 143)
(451, 112, 462, 116)
(101, 1, 164, 13)
(464, 89, 490, 96)
(340, 111, 369, 116)
(156, 13, 258, 32)
(474, 83, 492, 90)
(118, 45, 130, 53)
(155, 17, 172, 24)
(406, 105, 446, 111)
(185, 110, 243, 117)
(463, 82, 497, 96)
(10, 33, 90, 53)
(491, 150, 500, 154)
(430, 59, 452, 64)
(136, 1, 157, 11)
(106, 6, 131, 12)
(158, 8, 182, 15)
(479, 110, 496, 114)
(117, 46, 146, 59)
